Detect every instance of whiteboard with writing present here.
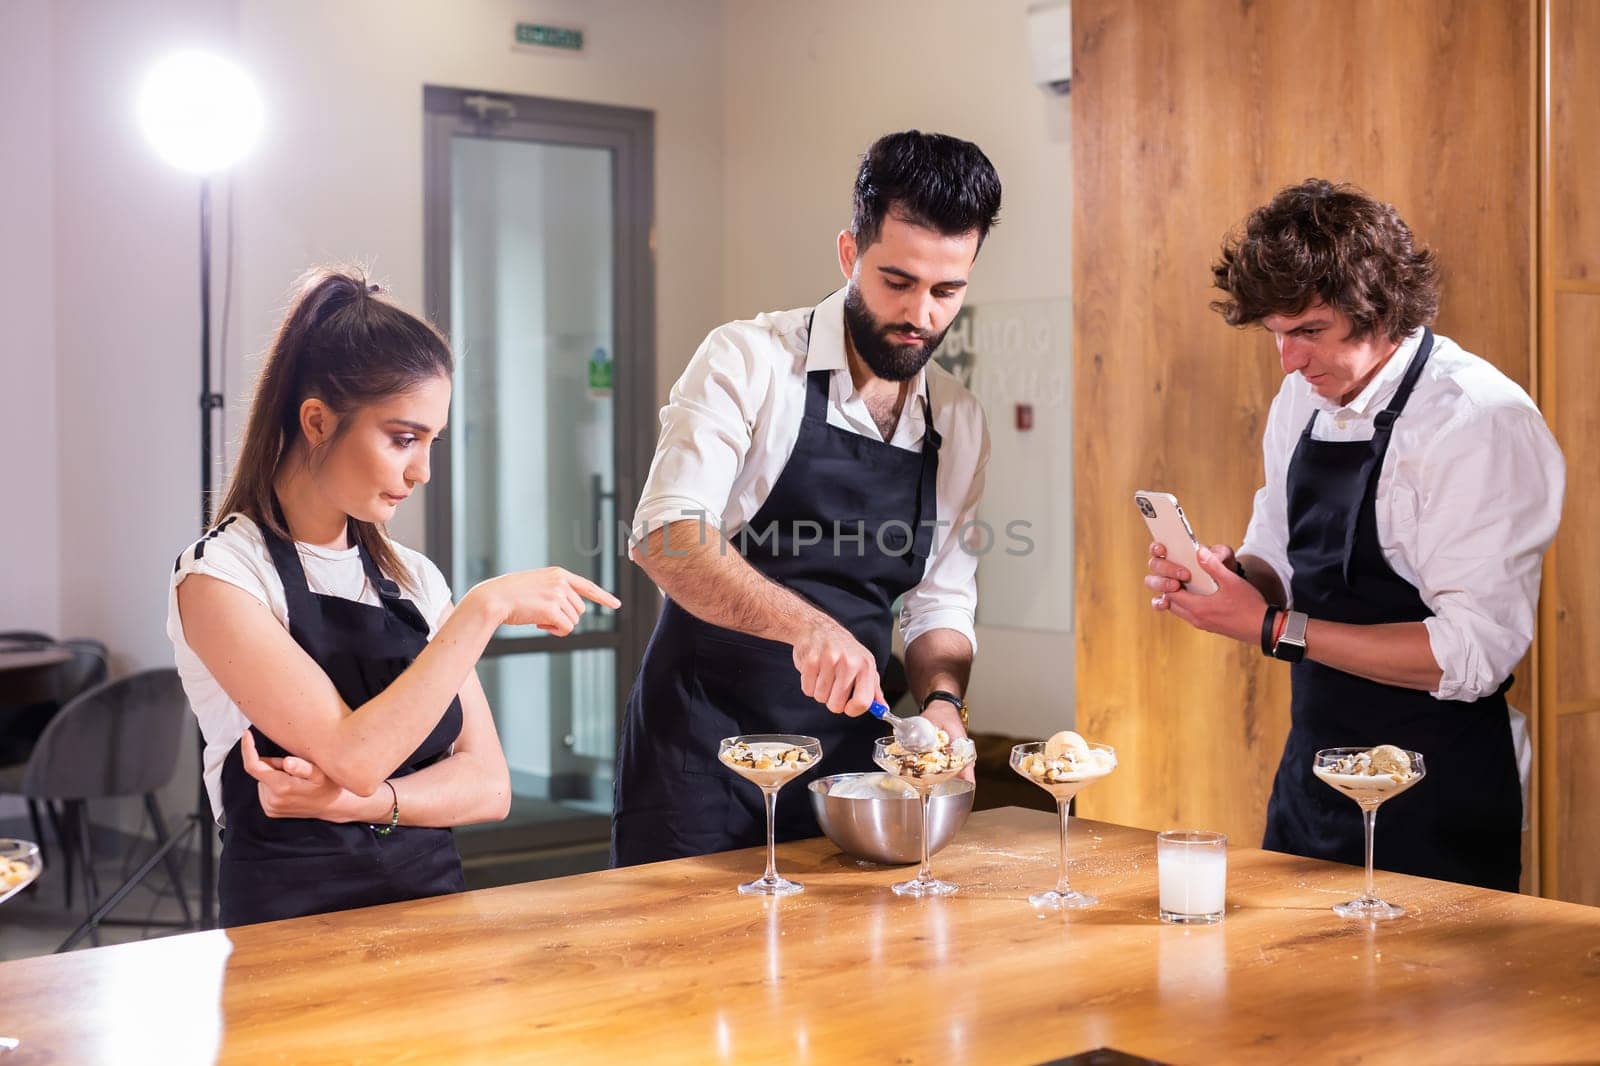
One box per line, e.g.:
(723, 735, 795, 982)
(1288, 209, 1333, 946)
(934, 298, 1073, 633)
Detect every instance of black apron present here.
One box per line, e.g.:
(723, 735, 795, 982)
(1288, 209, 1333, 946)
(1262, 330, 1522, 891)
(613, 308, 941, 866)
(217, 515, 466, 926)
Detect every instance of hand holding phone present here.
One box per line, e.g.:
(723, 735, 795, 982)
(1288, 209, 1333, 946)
(1135, 491, 1219, 595)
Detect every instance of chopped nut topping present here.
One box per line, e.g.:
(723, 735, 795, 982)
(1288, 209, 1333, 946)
(1324, 746, 1416, 782)
(1, 858, 35, 888)
(1019, 744, 1115, 785)
(721, 742, 813, 773)
(883, 730, 974, 779)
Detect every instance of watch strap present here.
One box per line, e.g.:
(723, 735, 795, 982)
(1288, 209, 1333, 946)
(922, 689, 967, 725)
(1272, 610, 1309, 663)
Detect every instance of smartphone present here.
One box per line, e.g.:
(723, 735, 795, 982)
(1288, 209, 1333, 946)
(1134, 490, 1219, 595)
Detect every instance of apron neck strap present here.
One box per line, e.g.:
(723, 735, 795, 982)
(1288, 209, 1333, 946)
(353, 528, 404, 601)
(261, 495, 316, 613)
(802, 308, 832, 422)
(263, 496, 400, 604)
(1374, 328, 1435, 432)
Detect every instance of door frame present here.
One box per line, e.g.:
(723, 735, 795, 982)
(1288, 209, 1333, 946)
(421, 85, 657, 813)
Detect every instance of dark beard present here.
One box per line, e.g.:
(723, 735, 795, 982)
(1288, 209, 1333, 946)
(842, 284, 949, 382)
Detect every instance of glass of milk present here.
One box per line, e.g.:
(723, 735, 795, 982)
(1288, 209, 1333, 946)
(1157, 830, 1227, 924)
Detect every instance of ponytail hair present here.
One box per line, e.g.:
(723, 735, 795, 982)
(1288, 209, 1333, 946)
(217, 267, 453, 593)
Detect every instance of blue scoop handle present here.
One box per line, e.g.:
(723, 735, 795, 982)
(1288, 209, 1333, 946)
(866, 701, 891, 720)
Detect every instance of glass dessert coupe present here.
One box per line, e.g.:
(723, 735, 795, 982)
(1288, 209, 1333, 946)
(872, 733, 976, 897)
(1009, 734, 1117, 908)
(1312, 745, 1427, 919)
(719, 735, 823, 896)
(0, 838, 41, 906)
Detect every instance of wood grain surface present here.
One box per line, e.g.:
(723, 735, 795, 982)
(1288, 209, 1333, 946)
(1541, 0, 1600, 904)
(1071, 0, 1537, 856)
(2, 808, 1598, 1064)
(1551, 0, 1600, 282)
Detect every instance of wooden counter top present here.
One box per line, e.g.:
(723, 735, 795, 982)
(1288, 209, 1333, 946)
(3, 808, 1597, 1064)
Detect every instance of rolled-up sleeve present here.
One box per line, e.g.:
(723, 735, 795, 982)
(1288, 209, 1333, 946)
(1239, 383, 1298, 607)
(899, 401, 989, 655)
(631, 326, 767, 547)
(1413, 404, 1565, 701)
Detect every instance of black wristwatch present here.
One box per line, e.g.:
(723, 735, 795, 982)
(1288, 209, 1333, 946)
(1272, 610, 1309, 663)
(922, 689, 968, 726)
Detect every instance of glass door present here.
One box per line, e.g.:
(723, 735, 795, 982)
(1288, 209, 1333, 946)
(423, 89, 655, 856)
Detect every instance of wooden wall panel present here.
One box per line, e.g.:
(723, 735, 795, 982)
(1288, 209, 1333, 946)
(1550, 294, 1600, 710)
(1072, 0, 1535, 846)
(1541, 0, 1600, 904)
(1551, 0, 1600, 281)
(1556, 711, 1600, 903)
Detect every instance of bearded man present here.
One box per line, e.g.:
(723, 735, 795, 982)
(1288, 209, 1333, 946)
(613, 130, 1000, 865)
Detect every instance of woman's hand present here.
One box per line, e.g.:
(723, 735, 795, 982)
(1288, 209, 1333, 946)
(1147, 542, 1267, 646)
(241, 729, 364, 821)
(471, 568, 622, 636)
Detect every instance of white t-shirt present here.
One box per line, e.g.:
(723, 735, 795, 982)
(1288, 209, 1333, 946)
(166, 513, 454, 825)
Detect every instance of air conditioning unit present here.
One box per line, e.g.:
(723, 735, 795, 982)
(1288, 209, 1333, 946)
(1026, 0, 1072, 95)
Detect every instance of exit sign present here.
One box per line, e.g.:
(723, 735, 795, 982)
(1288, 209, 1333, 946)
(515, 22, 583, 51)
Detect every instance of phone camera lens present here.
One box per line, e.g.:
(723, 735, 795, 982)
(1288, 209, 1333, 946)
(1137, 497, 1156, 519)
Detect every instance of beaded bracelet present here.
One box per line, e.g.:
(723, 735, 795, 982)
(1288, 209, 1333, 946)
(373, 780, 399, 836)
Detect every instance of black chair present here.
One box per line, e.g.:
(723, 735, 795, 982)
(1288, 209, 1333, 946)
(0, 638, 108, 899)
(0, 668, 197, 950)
(0, 630, 56, 644)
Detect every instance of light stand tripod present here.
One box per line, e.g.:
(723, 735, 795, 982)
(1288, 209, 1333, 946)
(135, 48, 261, 937)
(194, 176, 222, 930)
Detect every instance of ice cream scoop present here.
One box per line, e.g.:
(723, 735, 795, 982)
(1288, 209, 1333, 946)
(867, 701, 942, 753)
(1367, 744, 1412, 776)
(1044, 730, 1091, 761)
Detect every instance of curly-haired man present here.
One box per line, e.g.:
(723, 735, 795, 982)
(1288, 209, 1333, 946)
(1147, 179, 1563, 893)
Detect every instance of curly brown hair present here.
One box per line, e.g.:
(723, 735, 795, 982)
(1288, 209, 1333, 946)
(1210, 179, 1439, 342)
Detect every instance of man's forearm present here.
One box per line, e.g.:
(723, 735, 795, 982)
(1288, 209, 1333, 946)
(905, 628, 974, 703)
(1305, 618, 1443, 692)
(633, 519, 831, 643)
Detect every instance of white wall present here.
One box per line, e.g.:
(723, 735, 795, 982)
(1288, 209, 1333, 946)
(720, 0, 1074, 739)
(10, 0, 725, 587)
(0, 0, 62, 637)
(5, 0, 1069, 843)
(4, 0, 725, 828)
(229, 0, 726, 550)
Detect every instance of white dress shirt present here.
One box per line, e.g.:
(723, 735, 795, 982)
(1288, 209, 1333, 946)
(1240, 328, 1566, 702)
(632, 287, 990, 652)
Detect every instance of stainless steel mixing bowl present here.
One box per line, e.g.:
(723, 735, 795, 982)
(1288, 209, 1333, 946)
(809, 772, 975, 865)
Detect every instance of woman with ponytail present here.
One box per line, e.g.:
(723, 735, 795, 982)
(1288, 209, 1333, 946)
(167, 267, 619, 927)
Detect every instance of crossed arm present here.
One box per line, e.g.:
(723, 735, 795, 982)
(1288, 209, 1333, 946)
(180, 576, 512, 825)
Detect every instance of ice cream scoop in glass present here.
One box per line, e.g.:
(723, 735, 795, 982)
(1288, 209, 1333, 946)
(1009, 733, 1118, 908)
(873, 732, 976, 896)
(0, 838, 41, 907)
(867, 699, 941, 753)
(1312, 745, 1427, 919)
(719, 735, 823, 896)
